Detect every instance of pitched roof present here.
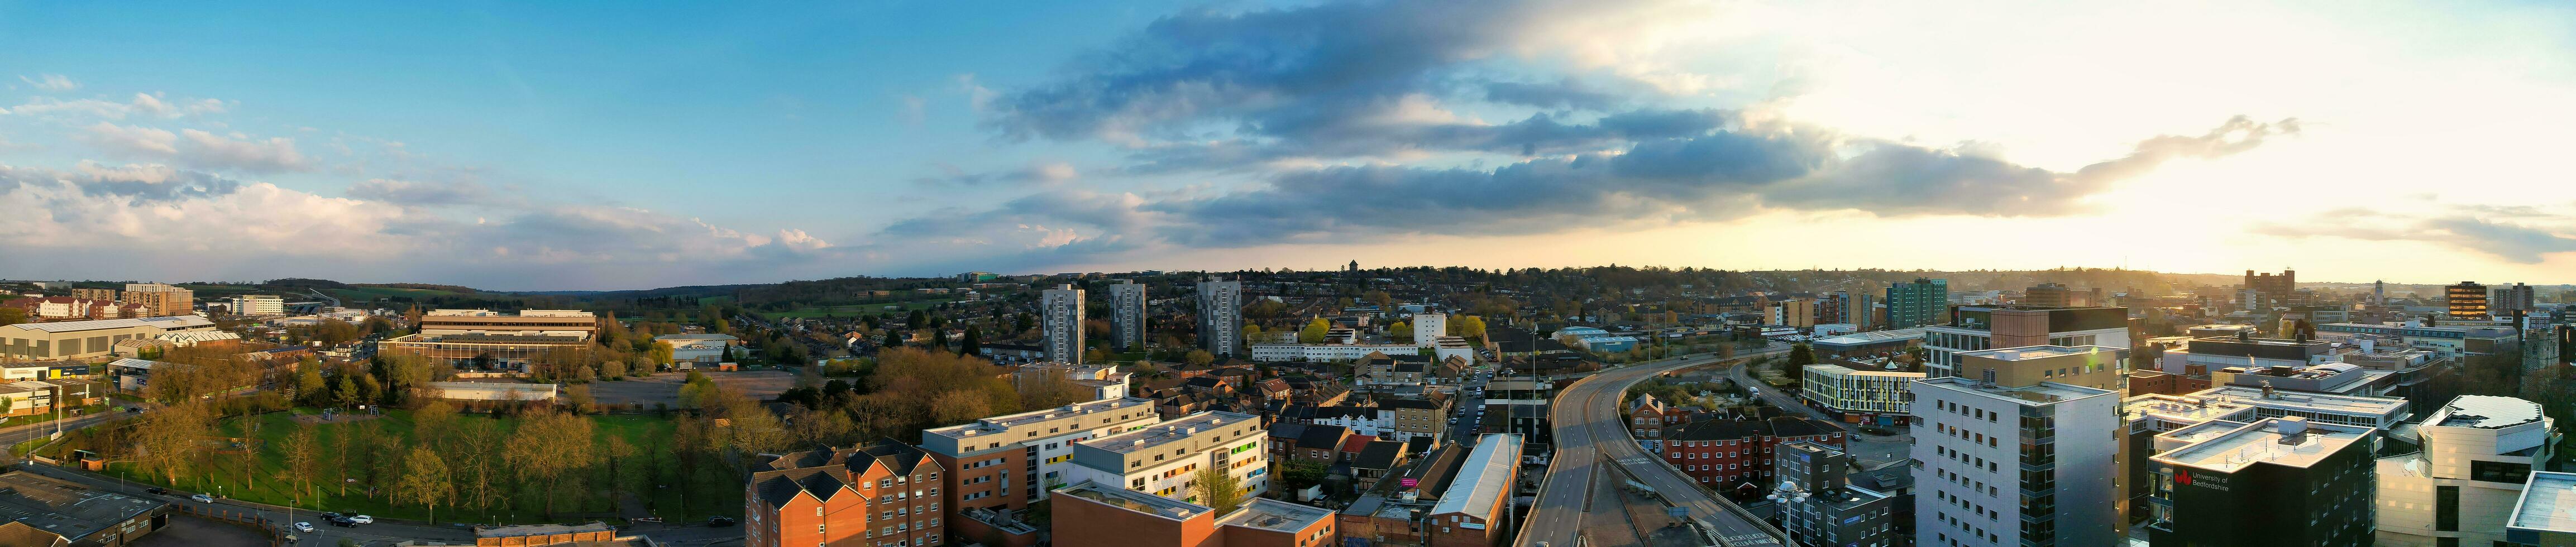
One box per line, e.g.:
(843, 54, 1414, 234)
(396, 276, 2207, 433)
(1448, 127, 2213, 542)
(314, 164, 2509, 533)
(1297, 425, 1350, 449)
(1339, 435, 1375, 454)
(1352, 440, 1404, 471)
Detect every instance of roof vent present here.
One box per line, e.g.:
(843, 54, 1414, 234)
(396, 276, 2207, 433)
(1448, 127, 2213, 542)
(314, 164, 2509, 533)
(2273, 416, 2310, 436)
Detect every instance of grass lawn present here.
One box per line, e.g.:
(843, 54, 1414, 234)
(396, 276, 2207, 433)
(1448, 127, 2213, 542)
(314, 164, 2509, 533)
(94, 410, 740, 525)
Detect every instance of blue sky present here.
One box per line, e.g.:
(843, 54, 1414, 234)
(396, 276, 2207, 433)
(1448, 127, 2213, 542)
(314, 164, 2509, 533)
(6, 1, 2576, 290)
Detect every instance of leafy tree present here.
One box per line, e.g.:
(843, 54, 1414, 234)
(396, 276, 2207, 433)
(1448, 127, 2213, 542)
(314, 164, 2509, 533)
(1299, 318, 1331, 344)
(883, 329, 905, 348)
(1278, 459, 1328, 492)
(1388, 321, 1412, 343)
(503, 411, 595, 516)
(1184, 350, 1215, 367)
(0, 308, 23, 327)
(1451, 315, 1489, 343)
(280, 426, 320, 499)
(1788, 343, 1815, 368)
(1190, 467, 1244, 514)
(958, 326, 982, 356)
(393, 447, 452, 524)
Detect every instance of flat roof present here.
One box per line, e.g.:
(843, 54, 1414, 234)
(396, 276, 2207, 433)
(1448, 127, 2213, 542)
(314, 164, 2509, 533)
(2, 315, 212, 333)
(2432, 395, 2545, 429)
(0, 471, 165, 542)
(1055, 481, 1211, 521)
(927, 397, 1158, 440)
(2510, 472, 2576, 534)
(475, 521, 611, 538)
(1812, 327, 1928, 346)
(2153, 418, 2374, 473)
(2125, 394, 2251, 425)
(1215, 498, 1333, 532)
(1957, 344, 2123, 362)
(1083, 411, 1259, 454)
(1918, 377, 2115, 406)
(1806, 364, 1924, 378)
(2186, 386, 2409, 418)
(1430, 434, 1521, 517)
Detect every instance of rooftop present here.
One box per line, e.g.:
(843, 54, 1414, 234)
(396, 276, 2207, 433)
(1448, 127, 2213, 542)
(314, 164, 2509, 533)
(1083, 411, 1259, 454)
(1055, 481, 1211, 521)
(2432, 395, 2546, 429)
(1812, 327, 1928, 346)
(430, 309, 594, 318)
(1919, 377, 2115, 406)
(2187, 385, 2409, 419)
(1430, 434, 1521, 517)
(1805, 364, 1924, 378)
(1, 315, 213, 333)
(2509, 471, 2576, 535)
(924, 397, 1157, 439)
(0, 471, 165, 543)
(1215, 498, 1333, 532)
(2152, 418, 2374, 473)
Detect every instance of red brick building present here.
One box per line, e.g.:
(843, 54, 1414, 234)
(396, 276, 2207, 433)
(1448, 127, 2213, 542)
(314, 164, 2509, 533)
(1658, 417, 1845, 497)
(745, 439, 947, 547)
(1053, 482, 1337, 547)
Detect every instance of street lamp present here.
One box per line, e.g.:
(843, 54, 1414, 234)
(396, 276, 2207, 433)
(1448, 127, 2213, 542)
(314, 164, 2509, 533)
(1763, 480, 1810, 544)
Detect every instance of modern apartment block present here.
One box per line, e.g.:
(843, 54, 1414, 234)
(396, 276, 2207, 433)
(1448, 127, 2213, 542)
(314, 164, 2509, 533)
(1197, 279, 1244, 357)
(1042, 285, 1086, 363)
(2024, 283, 2071, 308)
(2446, 281, 2490, 320)
(918, 397, 1162, 547)
(1063, 411, 1268, 506)
(1428, 434, 1521, 547)
(744, 440, 947, 547)
(1886, 277, 1949, 329)
(1050, 482, 1336, 547)
(1921, 305, 2131, 378)
(1910, 375, 2123, 547)
(1109, 280, 1147, 352)
(70, 287, 117, 303)
(1411, 313, 1446, 347)
(1774, 441, 1896, 547)
(2376, 395, 2555, 546)
(2144, 417, 2377, 546)
(1800, 364, 1925, 424)
(1770, 298, 1817, 328)
(120, 284, 193, 318)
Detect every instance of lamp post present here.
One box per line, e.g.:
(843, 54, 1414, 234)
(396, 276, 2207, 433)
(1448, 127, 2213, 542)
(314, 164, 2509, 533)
(1763, 480, 1810, 545)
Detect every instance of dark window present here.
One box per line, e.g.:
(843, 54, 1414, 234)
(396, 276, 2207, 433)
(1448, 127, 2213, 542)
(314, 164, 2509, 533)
(2437, 486, 2460, 531)
(2472, 461, 2532, 484)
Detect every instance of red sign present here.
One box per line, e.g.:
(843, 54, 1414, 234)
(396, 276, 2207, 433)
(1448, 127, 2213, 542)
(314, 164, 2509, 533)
(1400, 478, 1418, 488)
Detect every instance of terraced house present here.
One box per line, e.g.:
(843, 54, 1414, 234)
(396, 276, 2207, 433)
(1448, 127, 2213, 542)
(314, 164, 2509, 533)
(745, 439, 947, 547)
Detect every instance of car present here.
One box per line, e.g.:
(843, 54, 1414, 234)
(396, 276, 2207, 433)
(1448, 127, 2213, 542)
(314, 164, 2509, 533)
(125, 406, 143, 413)
(707, 516, 737, 527)
(143, 487, 168, 495)
(189, 494, 214, 503)
(329, 517, 357, 527)
(318, 512, 342, 520)
(293, 522, 316, 533)
(346, 515, 374, 524)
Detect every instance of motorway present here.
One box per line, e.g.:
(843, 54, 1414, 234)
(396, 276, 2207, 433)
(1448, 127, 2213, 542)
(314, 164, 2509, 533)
(1519, 346, 1791, 547)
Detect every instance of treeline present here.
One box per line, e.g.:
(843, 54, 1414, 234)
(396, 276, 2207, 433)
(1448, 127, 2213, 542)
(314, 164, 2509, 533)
(767, 348, 1086, 445)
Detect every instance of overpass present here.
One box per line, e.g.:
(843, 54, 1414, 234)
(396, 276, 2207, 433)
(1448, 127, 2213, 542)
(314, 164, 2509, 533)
(1516, 346, 1792, 547)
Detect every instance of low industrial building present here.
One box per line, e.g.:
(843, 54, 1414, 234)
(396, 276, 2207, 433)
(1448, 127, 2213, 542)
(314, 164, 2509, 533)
(426, 381, 560, 401)
(0, 315, 217, 361)
(654, 333, 739, 364)
(1427, 433, 1521, 547)
(0, 469, 173, 546)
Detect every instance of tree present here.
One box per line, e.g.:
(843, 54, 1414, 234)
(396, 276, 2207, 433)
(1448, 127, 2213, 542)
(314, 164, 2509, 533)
(1788, 343, 1815, 368)
(1387, 321, 1412, 343)
(1184, 350, 1215, 367)
(134, 401, 211, 484)
(294, 362, 328, 406)
(1299, 318, 1330, 344)
(1452, 315, 1489, 343)
(393, 447, 452, 524)
(280, 426, 321, 499)
(883, 329, 905, 348)
(648, 341, 676, 367)
(0, 308, 22, 327)
(1191, 467, 1245, 514)
(958, 326, 982, 356)
(1279, 459, 1328, 492)
(504, 411, 596, 516)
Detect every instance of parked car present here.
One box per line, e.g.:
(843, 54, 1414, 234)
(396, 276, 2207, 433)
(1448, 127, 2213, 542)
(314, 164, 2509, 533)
(318, 512, 342, 520)
(329, 517, 357, 527)
(347, 515, 374, 525)
(189, 494, 214, 503)
(293, 522, 316, 533)
(706, 516, 737, 527)
(143, 487, 168, 495)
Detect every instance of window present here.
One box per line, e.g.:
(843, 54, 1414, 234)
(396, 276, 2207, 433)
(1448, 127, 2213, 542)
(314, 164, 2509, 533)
(2473, 461, 2532, 484)
(2437, 486, 2460, 531)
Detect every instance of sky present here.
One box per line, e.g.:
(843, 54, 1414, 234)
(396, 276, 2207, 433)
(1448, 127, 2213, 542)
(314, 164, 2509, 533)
(4, 1, 2576, 291)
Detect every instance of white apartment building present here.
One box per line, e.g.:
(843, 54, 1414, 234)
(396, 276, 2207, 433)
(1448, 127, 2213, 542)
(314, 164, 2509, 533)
(230, 295, 285, 316)
(1411, 313, 1446, 348)
(1911, 377, 2122, 547)
(1041, 285, 1086, 363)
(920, 396, 1163, 505)
(2376, 395, 2558, 546)
(1108, 281, 1146, 352)
(1196, 279, 1242, 357)
(1802, 364, 1925, 416)
(1064, 411, 1267, 505)
(1921, 306, 2131, 378)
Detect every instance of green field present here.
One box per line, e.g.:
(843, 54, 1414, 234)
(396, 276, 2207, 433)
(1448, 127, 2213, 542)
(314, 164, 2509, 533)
(326, 286, 477, 303)
(89, 410, 740, 525)
(758, 298, 953, 319)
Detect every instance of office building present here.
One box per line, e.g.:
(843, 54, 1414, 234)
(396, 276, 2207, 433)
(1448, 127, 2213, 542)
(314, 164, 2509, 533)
(2376, 395, 2555, 546)
(1428, 434, 1521, 547)
(380, 310, 600, 370)
(1051, 482, 1336, 547)
(1063, 411, 1267, 505)
(2243, 269, 2296, 309)
(1109, 280, 1147, 352)
(2496, 282, 2538, 317)
(1774, 442, 1896, 547)
(744, 439, 948, 547)
(2447, 281, 2491, 321)
(1886, 277, 1950, 329)
(0, 315, 217, 361)
(1042, 285, 1086, 363)
(920, 397, 1162, 547)
(119, 284, 192, 318)
(2145, 417, 2377, 546)
(2025, 283, 2072, 309)
(1910, 370, 2123, 546)
(417, 309, 599, 338)
(1922, 305, 2132, 378)
(1412, 313, 1447, 348)
(2316, 322, 2521, 359)
(1800, 364, 1925, 424)
(229, 294, 285, 316)
(1197, 279, 1244, 357)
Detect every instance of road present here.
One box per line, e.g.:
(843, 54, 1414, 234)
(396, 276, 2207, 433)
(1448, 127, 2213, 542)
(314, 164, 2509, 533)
(0, 410, 128, 451)
(1518, 346, 1792, 547)
(12, 463, 476, 546)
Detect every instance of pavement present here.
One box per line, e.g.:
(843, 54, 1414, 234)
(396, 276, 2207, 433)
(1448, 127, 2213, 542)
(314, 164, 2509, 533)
(1518, 347, 1793, 547)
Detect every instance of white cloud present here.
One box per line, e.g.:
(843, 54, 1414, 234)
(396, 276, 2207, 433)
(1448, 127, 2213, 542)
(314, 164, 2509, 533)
(179, 129, 310, 172)
(8, 93, 225, 120)
(83, 123, 178, 155)
(17, 74, 77, 93)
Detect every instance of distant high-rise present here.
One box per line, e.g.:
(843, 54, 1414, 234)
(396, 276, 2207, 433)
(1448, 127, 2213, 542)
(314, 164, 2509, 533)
(1847, 291, 1876, 331)
(2244, 268, 2295, 308)
(1412, 313, 1447, 347)
(1885, 278, 1949, 329)
(121, 283, 193, 317)
(2446, 281, 2490, 321)
(1911, 346, 2125, 546)
(2495, 282, 2536, 316)
(2025, 282, 2071, 308)
(1108, 280, 1146, 351)
(1042, 284, 1086, 363)
(1196, 279, 1242, 357)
